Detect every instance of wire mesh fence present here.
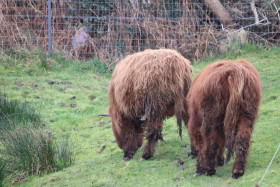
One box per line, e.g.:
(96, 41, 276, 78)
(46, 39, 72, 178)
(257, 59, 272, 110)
(0, 0, 280, 68)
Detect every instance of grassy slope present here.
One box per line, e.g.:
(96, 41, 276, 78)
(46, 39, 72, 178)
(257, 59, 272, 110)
(0, 44, 279, 186)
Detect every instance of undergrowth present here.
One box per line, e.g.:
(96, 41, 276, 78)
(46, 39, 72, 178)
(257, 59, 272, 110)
(0, 94, 41, 131)
(0, 48, 111, 74)
(0, 159, 5, 187)
(0, 95, 74, 185)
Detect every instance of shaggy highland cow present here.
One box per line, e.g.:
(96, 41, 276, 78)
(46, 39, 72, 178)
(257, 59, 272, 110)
(109, 49, 192, 161)
(186, 60, 261, 178)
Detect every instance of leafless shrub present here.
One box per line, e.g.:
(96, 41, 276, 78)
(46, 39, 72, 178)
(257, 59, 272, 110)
(0, 0, 279, 68)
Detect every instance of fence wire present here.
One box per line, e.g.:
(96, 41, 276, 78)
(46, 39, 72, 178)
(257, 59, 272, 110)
(0, 0, 280, 67)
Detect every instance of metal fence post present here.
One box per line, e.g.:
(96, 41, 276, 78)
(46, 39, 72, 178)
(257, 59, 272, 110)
(47, 0, 52, 55)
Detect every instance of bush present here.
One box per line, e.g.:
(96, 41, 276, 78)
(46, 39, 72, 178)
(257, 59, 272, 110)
(74, 58, 110, 74)
(0, 95, 74, 184)
(0, 94, 41, 131)
(1, 128, 55, 175)
(0, 127, 74, 182)
(54, 138, 75, 170)
(0, 158, 6, 187)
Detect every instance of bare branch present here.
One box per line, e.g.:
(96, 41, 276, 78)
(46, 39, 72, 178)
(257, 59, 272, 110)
(202, 0, 233, 25)
(250, 0, 259, 25)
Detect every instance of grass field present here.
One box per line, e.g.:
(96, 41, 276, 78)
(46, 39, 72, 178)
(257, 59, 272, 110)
(0, 44, 279, 186)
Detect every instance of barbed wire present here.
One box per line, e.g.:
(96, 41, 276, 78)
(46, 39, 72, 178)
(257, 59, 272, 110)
(256, 141, 280, 186)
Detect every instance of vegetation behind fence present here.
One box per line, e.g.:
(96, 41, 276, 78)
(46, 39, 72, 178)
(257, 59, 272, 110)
(0, 0, 280, 68)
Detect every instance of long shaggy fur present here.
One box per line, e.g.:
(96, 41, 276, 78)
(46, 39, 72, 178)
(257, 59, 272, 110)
(109, 49, 192, 160)
(186, 60, 261, 178)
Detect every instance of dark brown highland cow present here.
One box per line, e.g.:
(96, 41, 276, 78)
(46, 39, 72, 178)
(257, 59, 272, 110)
(186, 60, 261, 178)
(108, 49, 192, 161)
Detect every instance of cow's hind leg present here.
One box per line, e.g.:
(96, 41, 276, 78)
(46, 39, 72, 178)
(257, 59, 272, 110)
(196, 123, 223, 176)
(141, 121, 163, 160)
(217, 141, 225, 166)
(216, 124, 225, 166)
(187, 115, 201, 159)
(232, 116, 253, 179)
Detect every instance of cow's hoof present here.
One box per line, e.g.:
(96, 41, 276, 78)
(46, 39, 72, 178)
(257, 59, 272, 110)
(217, 157, 224, 166)
(206, 169, 216, 176)
(122, 157, 131, 161)
(141, 154, 152, 160)
(193, 173, 201, 177)
(232, 170, 244, 179)
(123, 150, 135, 161)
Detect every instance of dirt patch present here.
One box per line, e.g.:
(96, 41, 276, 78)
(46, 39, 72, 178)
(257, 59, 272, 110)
(47, 80, 55, 85)
(15, 81, 26, 87)
(58, 102, 66, 107)
(98, 145, 106, 154)
(70, 104, 76, 108)
(270, 95, 277, 100)
(46, 80, 72, 85)
(89, 94, 96, 101)
(70, 96, 76, 100)
(33, 84, 40, 89)
(59, 87, 67, 92)
(172, 177, 184, 182)
(177, 159, 185, 170)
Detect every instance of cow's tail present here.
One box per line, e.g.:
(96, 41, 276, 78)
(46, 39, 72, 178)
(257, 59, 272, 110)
(174, 95, 189, 139)
(224, 71, 245, 163)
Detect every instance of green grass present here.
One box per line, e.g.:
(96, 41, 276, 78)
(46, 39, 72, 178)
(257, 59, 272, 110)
(0, 158, 5, 187)
(0, 93, 74, 184)
(1, 127, 74, 179)
(0, 94, 41, 131)
(0, 44, 279, 186)
(2, 128, 56, 175)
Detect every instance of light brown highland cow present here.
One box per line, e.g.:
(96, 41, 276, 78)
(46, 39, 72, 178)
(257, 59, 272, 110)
(108, 49, 192, 161)
(186, 60, 261, 178)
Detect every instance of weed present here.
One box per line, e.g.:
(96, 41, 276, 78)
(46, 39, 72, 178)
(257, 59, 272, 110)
(0, 158, 6, 187)
(1, 128, 55, 176)
(0, 94, 41, 131)
(74, 58, 109, 74)
(54, 138, 75, 170)
(0, 127, 75, 183)
(0, 95, 74, 184)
